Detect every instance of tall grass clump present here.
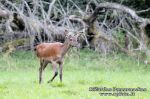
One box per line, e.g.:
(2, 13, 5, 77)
(0, 48, 148, 72)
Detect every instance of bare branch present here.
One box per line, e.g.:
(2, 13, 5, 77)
(47, 0, 56, 19)
(136, 8, 150, 14)
(89, 2, 150, 24)
(0, 9, 10, 18)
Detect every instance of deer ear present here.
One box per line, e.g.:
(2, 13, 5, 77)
(64, 30, 68, 36)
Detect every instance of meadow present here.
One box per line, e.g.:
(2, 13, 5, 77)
(0, 49, 150, 99)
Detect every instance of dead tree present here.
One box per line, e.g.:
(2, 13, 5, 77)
(0, 0, 150, 64)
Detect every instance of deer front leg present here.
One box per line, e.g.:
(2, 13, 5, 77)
(47, 62, 58, 83)
(59, 62, 63, 82)
(42, 60, 49, 70)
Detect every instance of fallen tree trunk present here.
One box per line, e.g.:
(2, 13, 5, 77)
(0, 32, 28, 42)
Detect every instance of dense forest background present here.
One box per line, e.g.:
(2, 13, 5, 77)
(0, 0, 150, 63)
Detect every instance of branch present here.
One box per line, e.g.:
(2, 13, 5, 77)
(89, 2, 150, 24)
(47, 0, 56, 19)
(136, 8, 150, 14)
(69, 15, 88, 30)
(98, 34, 132, 55)
(0, 9, 10, 18)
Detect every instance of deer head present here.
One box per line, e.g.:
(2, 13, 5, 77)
(64, 30, 80, 47)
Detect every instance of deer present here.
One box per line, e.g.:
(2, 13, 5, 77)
(35, 30, 79, 84)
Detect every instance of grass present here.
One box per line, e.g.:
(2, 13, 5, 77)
(0, 49, 150, 99)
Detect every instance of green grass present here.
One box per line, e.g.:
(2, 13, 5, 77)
(0, 49, 149, 99)
(0, 70, 150, 99)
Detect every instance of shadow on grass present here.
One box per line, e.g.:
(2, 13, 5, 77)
(50, 82, 66, 87)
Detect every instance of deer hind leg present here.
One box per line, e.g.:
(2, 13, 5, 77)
(47, 61, 58, 83)
(39, 59, 44, 84)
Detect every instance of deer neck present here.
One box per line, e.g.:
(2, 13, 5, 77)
(61, 39, 71, 57)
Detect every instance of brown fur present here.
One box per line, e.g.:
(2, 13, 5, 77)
(36, 42, 64, 61)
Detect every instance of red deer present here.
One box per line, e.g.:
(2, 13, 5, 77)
(35, 30, 79, 84)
